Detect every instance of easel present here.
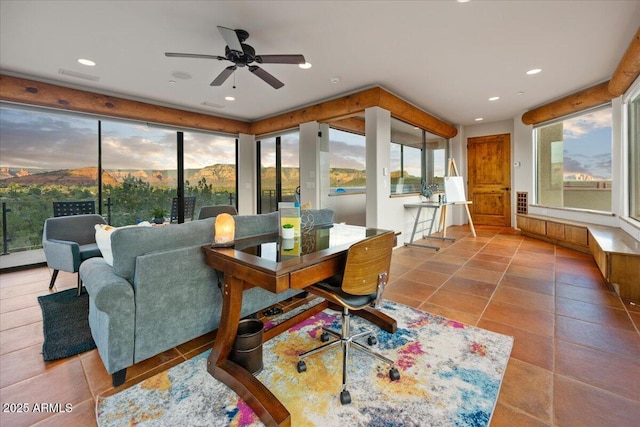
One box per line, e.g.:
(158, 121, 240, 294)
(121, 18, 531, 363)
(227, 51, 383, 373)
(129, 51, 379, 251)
(439, 158, 476, 238)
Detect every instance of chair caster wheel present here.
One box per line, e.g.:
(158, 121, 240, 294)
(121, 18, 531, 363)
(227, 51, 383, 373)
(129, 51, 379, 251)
(297, 361, 307, 373)
(340, 390, 351, 405)
(320, 332, 331, 342)
(367, 335, 377, 346)
(389, 367, 400, 381)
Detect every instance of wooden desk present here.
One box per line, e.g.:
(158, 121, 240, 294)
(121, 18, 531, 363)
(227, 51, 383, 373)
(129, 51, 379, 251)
(201, 224, 397, 427)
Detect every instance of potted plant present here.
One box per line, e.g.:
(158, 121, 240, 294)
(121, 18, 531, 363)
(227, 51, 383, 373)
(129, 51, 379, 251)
(281, 223, 295, 239)
(151, 207, 167, 224)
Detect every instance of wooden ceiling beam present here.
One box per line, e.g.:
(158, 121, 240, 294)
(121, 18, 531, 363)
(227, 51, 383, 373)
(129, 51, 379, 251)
(248, 88, 381, 136)
(1, 74, 457, 139)
(0, 74, 251, 134)
(608, 26, 640, 97)
(326, 117, 366, 135)
(521, 81, 613, 126)
(378, 88, 458, 138)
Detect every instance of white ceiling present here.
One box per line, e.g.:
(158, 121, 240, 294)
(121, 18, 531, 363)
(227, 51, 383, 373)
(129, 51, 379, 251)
(1, 0, 639, 127)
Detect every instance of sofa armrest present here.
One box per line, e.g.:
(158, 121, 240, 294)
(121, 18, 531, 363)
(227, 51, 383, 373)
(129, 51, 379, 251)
(79, 257, 135, 375)
(43, 238, 80, 271)
(80, 258, 134, 311)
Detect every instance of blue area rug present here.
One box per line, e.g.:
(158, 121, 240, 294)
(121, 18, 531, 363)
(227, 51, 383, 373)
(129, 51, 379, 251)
(97, 300, 513, 426)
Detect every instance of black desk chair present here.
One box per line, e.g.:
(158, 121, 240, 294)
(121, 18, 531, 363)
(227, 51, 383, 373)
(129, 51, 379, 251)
(296, 231, 399, 404)
(53, 200, 95, 217)
(170, 196, 196, 223)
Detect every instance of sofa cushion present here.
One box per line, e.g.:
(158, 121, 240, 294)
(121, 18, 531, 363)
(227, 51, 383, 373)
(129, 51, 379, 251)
(95, 223, 152, 267)
(111, 218, 216, 281)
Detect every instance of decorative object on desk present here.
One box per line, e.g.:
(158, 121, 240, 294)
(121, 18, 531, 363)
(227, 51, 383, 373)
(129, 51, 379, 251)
(282, 237, 295, 250)
(212, 213, 235, 247)
(97, 300, 513, 427)
(279, 202, 301, 237)
(281, 223, 295, 239)
(38, 287, 96, 361)
(151, 207, 166, 224)
(421, 181, 439, 201)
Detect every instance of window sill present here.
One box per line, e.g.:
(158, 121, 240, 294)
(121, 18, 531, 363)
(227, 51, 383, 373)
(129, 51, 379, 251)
(529, 204, 615, 217)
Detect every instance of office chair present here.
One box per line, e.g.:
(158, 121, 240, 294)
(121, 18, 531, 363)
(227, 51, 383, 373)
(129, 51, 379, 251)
(296, 231, 399, 404)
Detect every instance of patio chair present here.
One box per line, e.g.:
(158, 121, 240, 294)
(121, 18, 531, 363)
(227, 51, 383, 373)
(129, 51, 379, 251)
(42, 214, 106, 295)
(52, 200, 96, 217)
(170, 196, 196, 223)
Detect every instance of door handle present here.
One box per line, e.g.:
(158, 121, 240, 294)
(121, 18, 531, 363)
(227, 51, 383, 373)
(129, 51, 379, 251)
(501, 187, 510, 191)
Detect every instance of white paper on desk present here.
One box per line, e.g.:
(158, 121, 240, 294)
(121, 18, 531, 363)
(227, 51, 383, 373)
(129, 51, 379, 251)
(444, 176, 466, 203)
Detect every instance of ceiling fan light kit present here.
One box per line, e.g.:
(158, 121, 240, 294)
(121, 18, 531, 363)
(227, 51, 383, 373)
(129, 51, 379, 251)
(166, 26, 306, 89)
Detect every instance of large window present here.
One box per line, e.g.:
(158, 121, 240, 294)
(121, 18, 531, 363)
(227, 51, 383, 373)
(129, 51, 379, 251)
(629, 91, 640, 222)
(328, 128, 366, 194)
(0, 103, 238, 255)
(0, 105, 98, 251)
(390, 143, 421, 194)
(535, 106, 612, 212)
(258, 131, 299, 213)
(183, 130, 237, 212)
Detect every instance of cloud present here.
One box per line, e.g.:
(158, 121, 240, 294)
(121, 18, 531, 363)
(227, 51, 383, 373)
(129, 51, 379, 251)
(563, 109, 611, 139)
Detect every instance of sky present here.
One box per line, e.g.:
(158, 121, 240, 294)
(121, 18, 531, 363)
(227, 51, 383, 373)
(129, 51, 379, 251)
(1, 104, 613, 179)
(561, 107, 612, 180)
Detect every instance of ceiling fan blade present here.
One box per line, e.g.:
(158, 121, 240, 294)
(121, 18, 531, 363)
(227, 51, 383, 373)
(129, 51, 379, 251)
(249, 65, 284, 89)
(217, 26, 243, 53)
(211, 66, 237, 86)
(256, 54, 306, 64)
(166, 52, 225, 60)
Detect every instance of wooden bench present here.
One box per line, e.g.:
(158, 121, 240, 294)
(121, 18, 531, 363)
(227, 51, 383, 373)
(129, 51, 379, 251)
(516, 214, 590, 253)
(516, 214, 640, 301)
(588, 225, 640, 301)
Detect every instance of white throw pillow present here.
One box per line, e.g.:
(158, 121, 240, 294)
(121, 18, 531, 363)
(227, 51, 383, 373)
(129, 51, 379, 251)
(95, 222, 152, 266)
(95, 224, 117, 266)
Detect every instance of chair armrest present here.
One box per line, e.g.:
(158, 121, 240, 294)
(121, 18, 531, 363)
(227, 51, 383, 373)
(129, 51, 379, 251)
(80, 258, 134, 312)
(43, 239, 80, 271)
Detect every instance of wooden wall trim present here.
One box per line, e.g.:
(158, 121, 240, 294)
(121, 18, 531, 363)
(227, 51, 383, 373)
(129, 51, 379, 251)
(0, 74, 457, 139)
(0, 74, 251, 134)
(521, 81, 613, 126)
(608, 27, 640, 97)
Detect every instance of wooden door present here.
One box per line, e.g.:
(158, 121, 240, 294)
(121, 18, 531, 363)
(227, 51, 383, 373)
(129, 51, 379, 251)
(467, 133, 511, 226)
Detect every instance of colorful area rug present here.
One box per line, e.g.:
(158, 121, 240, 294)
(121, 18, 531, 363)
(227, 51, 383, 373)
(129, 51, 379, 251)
(97, 300, 513, 426)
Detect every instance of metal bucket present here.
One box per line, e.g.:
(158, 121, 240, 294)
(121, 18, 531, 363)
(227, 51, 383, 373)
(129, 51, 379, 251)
(230, 318, 264, 375)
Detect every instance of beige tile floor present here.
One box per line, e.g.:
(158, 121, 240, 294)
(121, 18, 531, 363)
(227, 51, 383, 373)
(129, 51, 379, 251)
(1, 225, 639, 426)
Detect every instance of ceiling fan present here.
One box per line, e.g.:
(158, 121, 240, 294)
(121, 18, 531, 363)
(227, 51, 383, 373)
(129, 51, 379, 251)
(165, 26, 306, 89)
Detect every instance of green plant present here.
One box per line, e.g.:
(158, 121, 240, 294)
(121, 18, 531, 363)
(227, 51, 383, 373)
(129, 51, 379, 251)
(151, 207, 166, 218)
(282, 223, 294, 229)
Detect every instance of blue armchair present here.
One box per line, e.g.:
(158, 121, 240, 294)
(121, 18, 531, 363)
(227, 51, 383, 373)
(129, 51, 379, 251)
(42, 214, 106, 295)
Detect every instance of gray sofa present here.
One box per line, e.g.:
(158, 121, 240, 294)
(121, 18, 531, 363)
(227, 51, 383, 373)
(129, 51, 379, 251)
(79, 209, 334, 386)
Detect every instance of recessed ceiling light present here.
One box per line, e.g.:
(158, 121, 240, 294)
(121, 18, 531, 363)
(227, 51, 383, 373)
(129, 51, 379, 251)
(526, 68, 542, 75)
(201, 101, 224, 109)
(168, 80, 176, 84)
(489, 96, 500, 101)
(299, 62, 312, 69)
(457, 0, 471, 3)
(77, 58, 96, 67)
(475, 118, 484, 121)
(330, 76, 340, 84)
(225, 96, 235, 101)
(171, 71, 192, 80)
(516, 91, 524, 95)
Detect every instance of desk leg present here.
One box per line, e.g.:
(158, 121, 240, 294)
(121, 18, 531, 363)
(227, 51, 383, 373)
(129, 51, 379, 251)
(207, 275, 291, 427)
